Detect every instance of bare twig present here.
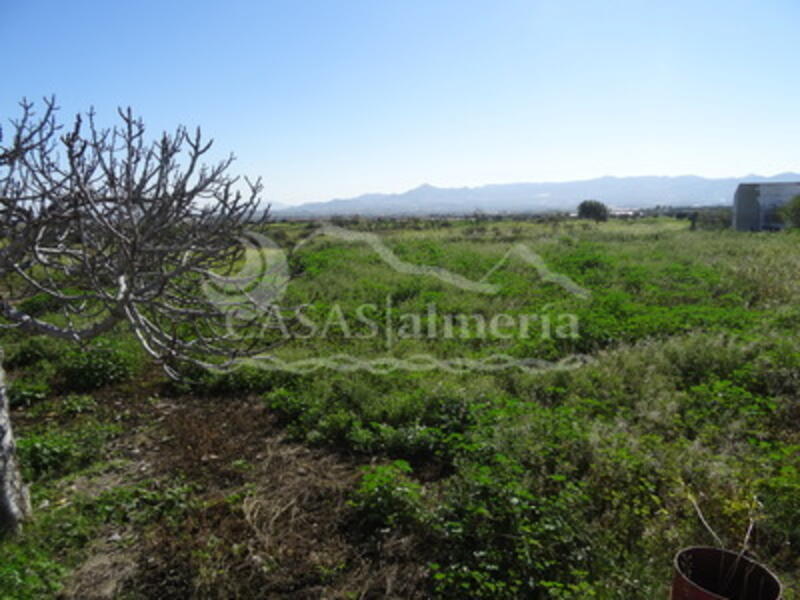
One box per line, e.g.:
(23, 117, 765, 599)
(687, 491, 725, 548)
(0, 97, 272, 371)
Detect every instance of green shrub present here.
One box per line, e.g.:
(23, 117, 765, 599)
(16, 422, 119, 480)
(57, 341, 140, 391)
(16, 293, 63, 317)
(695, 208, 732, 230)
(428, 455, 592, 599)
(61, 394, 97, 416)
(8, 380, 51, 408)
(17, 432, 83, 480)
(369, 423, 446, 458)
(6, 337, 68, 369)
(778, 194, 800, 228)
(577, 200, 609, 222)
(91, 482, 201, 526)
(199, 365, 300, 396)
(756, 443, 800, 553)
(681, 379, 776, 441)
(0, 544, 64, 599)
(348, 460, 424, 532)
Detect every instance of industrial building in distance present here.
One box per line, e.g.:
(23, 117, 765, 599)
(733, 182, 800, 231)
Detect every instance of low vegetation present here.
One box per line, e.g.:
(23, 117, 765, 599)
(2, 217, 799, 598)
(780, 194, 800, 229)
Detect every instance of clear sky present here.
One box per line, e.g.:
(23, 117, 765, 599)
(2, 1, 799, 205)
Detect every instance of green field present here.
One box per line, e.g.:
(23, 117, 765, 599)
(2, 217, 799, 598)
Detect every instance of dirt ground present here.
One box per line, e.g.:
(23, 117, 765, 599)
(55, 393, 428, 599)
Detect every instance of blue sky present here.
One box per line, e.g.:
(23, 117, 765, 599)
(2, 0, 799, 205)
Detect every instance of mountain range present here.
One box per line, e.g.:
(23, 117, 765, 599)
(271, 173, 800, 218)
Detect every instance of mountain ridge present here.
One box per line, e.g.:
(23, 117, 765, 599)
(273, 173, 800, 218)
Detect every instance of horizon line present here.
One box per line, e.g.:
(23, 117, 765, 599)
(269, 170, 800, 209)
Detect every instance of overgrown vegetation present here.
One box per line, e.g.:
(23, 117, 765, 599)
(780, 194, 800, 229)
(2, 217, 799, 598)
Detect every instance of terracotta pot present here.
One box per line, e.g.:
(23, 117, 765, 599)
(671, 546, 782, 600)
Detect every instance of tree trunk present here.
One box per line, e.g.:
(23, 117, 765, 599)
(0, 361, 30, 536)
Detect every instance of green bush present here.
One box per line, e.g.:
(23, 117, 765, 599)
(755, 443, 800, 553)
(348, 460, 424, 532)
(57, 341, 140, 391)
(680, 379, 776, 441)
(61, 394, 97, 416)
(16, 293, 63, 317)
(90, 482, 201, 526)
(427, 455, 592, 599)
(778, 194, 800, 228)
(577, 200, 609, 222)
(199, 365, 300, 396)
(6, 337, 68, 369)
(16, 422, 119, 480)
(16, 433, 80, 480)
(0, 544, 64, 600)
(8, 380, 51, 408)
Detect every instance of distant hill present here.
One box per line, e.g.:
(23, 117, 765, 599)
(273, 173, 800, 218)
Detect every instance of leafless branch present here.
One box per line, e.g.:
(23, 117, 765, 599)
(0, 97, 271, 374)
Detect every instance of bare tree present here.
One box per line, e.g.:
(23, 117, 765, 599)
(0, 98, 268, 535)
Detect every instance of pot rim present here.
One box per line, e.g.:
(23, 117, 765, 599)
(673, 545, 783, 600)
